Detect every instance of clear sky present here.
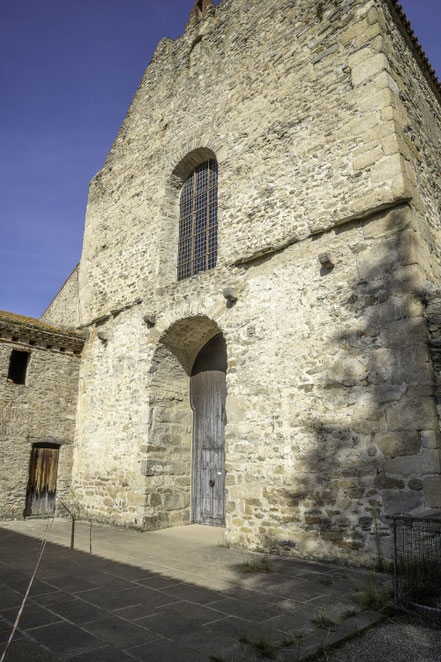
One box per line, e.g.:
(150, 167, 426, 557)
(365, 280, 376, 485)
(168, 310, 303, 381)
(0, 0, 440, 319)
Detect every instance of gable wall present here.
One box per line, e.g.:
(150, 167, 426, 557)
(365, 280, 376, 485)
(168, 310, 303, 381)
(78, 0, 414, 324)
(41, 265, 81, 330)
(71, 0, 441, 562)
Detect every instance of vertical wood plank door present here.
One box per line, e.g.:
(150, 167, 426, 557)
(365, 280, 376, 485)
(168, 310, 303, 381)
(191, 334, 227, 526)
(25, 446, 60, 516)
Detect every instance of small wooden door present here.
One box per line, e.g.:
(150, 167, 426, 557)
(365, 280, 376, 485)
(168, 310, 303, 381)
(25, 445, 60, 516)
(191, 334, 227, 526)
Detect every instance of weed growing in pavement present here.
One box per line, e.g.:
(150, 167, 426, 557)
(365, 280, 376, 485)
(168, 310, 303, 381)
(312, 609, 337, 630)
(238, 633, 296, 659)
(356, 570, 394, 614)
(343, 608, 359, 619)
(241, 555, 273, 573)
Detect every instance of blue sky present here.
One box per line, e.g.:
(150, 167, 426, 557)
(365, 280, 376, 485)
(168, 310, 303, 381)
(0, 0, 439, 319)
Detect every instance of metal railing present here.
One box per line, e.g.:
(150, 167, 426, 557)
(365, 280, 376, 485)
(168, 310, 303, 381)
(388, 514, 441, 618)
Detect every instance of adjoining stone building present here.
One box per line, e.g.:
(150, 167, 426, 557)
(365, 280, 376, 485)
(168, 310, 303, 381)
(0, 312, 84, 518)
(3, 0, 441, 564)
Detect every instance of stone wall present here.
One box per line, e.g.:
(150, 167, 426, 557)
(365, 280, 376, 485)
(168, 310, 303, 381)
(381, 0, 441, 273)
(78, 0, 415, 325)
(41, 264, 81, 329)
(73, 203, 440, 563)
(0, 316, 84, 519)
(71, 0, 441, 563)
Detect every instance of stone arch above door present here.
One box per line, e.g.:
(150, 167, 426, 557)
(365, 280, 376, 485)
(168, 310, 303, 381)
(143, 315, 226, 531)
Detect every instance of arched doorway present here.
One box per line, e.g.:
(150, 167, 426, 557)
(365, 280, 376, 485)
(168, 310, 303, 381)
(191, 334, 226, 526)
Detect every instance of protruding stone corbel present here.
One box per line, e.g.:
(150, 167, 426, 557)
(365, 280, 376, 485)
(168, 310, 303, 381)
(143, 314, 157, 328)
(97, 331, 110, 343)
(318, 253, 334, 270)
(223, 289, 238, 306)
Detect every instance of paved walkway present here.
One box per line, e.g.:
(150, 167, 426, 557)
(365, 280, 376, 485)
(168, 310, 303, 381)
(0, 520, 382, 661)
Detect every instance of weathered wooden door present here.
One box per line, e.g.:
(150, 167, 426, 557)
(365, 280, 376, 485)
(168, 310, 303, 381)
(191, 334, 226, 526)
(25, 445, 60, 516)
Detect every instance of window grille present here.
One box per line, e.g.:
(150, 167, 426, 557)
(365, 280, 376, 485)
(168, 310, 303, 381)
(177, 159, 218, 281)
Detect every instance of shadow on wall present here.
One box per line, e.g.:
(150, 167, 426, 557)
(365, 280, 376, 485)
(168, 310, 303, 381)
(253, 204, 440, 564)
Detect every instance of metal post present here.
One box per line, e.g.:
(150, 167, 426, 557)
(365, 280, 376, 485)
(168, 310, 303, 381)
(70, 517, 75, 550)
(393, 518, 398, 606)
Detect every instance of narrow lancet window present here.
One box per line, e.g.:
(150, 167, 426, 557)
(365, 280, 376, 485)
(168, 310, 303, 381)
(177, 159, 218, 281)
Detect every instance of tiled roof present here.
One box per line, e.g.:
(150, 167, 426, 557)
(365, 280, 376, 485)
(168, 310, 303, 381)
(389, 0, 441, 99)
(0, 311, 85, 341)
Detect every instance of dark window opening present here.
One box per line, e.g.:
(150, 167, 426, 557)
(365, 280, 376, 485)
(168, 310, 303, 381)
(177, 159, 218, 281)
(8, 350, 30, 385)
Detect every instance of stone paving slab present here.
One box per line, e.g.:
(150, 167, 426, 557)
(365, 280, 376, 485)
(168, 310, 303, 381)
(0, 520, 385, 661)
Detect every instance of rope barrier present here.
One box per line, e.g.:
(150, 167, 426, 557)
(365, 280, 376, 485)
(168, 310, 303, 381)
(0, 516, 54, 662)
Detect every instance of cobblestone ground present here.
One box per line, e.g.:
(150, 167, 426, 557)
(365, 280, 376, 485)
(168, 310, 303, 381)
(0, 520, 386, 661)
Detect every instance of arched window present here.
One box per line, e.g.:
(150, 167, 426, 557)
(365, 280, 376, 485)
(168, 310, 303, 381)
(177, 159, 218, 281)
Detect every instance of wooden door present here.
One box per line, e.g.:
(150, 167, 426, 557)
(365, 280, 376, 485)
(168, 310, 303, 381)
(25, 445, 60, 516)
(191, 334, 227, 526)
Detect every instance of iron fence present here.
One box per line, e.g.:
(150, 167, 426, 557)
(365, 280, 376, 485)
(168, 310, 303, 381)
(388, 514, 441, 618)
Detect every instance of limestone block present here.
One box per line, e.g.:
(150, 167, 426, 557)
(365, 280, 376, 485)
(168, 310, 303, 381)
(382, 319, 428, 349)
(353, 146, 383, 172)
(384, 450, 441, 476)
(385, 399, 438, 432)
(340, 19, 369, 45)
(141, 459, 176, 476)
(371, 154, 406, 184)
(377, 431, 421, 459)
(351, 114, 380, 137)
(348, 45, 376, 69)
(351, 53, 388, 87)
(374, 475, 405, 489)
(162, 492, 189, 511)
(423, 476, 441, 508)
(127, 492, 146, 507)
(143, 513, 170, 530)
(421, 430, 440, 449)
(356, 237, 397, 279)
(398, 230, 432, 274)
(358, 88, 395, 114)
(382, 489, 424, 515)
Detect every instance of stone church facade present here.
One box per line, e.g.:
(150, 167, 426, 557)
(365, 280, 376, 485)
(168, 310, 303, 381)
(2, 0, 441, 564)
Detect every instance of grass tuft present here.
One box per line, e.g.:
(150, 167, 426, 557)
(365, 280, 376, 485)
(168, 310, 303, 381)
(343, 608, 359, 619)
(241, 555, 273, 573)
(238, 633, 296, 659)
(312, 609, 336, 630)
(356, 570, 394, 614)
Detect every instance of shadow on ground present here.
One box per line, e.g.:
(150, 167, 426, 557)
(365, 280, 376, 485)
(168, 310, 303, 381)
(0, 520, 384, 661)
